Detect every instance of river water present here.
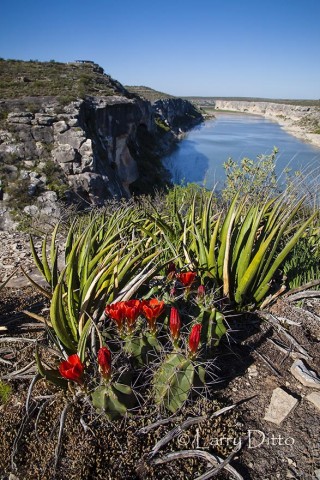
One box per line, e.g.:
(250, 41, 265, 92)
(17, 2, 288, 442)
(163, 113, 320, 189)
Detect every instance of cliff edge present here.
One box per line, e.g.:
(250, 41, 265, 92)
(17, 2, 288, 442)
(0, 60, 203, 229)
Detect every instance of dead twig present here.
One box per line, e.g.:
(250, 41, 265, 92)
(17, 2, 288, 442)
(26, 373, 41, 413)
(0, 337, 40, 343)
(149, 416, 206, 458)
(253, 350, 281, 377)
(138, 415, 181, 434)
(267, 338, 309, 360)
(2, 360, 37, 379)
(260, 285, 286, 309)
(139, 400, 247, 436)
(54, 402, 71, 469)
(285, 290, 320, 302)
(258, 311, 311, 359)
(195, 436, 246, 480)
(80, 416, 95, 435)
(276, 316, 301, 326)
(22, 310, 51, 327)
(284, 280, 320, 297)
(0, 357, 13, 365)
(151, 449, 243, 480)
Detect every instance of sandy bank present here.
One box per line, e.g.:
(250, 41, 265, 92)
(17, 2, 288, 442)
(276, 119, 320, 148)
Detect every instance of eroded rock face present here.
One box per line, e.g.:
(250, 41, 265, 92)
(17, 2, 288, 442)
(0, 95, 152, 210)
(0, 85, 203, 227)
(153, 98, 203, 133)
(79, 95, 154, 196)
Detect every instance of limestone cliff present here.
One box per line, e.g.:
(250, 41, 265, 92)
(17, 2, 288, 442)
(0, 95, 149, 223)
(213, 99, 318, 121)
(0, 60, 203, 228)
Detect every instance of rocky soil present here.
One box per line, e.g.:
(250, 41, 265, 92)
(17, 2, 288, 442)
(0, 232, 320, 479)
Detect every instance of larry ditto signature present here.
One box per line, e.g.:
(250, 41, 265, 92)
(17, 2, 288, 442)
(177, 428, 295, 450)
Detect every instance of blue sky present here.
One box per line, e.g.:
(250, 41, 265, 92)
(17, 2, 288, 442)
(1, 0, 319, 99)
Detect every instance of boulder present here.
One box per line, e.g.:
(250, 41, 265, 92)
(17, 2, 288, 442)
(7, 112, 33, 124)
(264, 387, 298, 425)
(23, 205, 39, 215)
(34, 113, 56, 126)
(37, 191, 58, 203)
(56, 127, 86, 150)
(290, 360, 320, 389)
(53, 120, 69, 134)
(68, 118, 79, 127)
(13, 124, 33, 143)
(2, 165, 18, 180)
(68, 172, 111, 205)
(32, 126, 54, 143)
(52, 143, 78, 163)
(79, 139, 94, 169)
(306, 392, 320, 412)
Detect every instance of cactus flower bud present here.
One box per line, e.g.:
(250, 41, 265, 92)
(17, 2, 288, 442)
(188, 324, 202, 356)
(197, 284, 205, 299)
(169, 307, 181, 341)
(97, 346, 112, 381)
(59, 354, 84, 384)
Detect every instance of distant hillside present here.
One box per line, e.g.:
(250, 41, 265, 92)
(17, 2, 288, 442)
(126, 85, 175, 102)
(185, 96, 320, 108)
(0, 59, 129, 101)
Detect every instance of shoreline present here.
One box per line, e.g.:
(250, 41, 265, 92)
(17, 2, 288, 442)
(206, 109, 320, 149)
(276, 120, 320, 148)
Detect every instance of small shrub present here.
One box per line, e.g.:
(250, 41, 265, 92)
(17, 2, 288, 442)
(155, 117, 170, 132)
(58, 94, 78, 106)
(222, 147, 279, 202)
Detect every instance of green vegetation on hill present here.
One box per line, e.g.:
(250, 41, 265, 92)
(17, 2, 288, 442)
(126, 85, 175, 102)
(0, 59, 126, 100)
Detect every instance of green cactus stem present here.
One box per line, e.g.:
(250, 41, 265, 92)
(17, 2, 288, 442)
(153, 353, 195, 413)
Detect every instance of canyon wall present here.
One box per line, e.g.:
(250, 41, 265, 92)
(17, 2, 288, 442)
(213, 100, 320, 147)
(0, 87, 203, 229)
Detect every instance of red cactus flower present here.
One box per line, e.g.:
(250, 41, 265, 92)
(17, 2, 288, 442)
(98, 346, 112, 380)
(169, 307, 181, 341)
(188, 324, 202, 355)
(141, 298, 165, 332)
(59, 354, 84, 384)
(123, 299, 141, 330)
(105, 302, 126, 330)
(177, 271, 197, 288)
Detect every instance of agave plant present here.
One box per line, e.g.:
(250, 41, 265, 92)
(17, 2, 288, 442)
(145, 190, 316, 308)
(27, 206, 162, 353)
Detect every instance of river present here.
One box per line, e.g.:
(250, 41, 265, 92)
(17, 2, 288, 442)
(163, 113, 320, 189)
